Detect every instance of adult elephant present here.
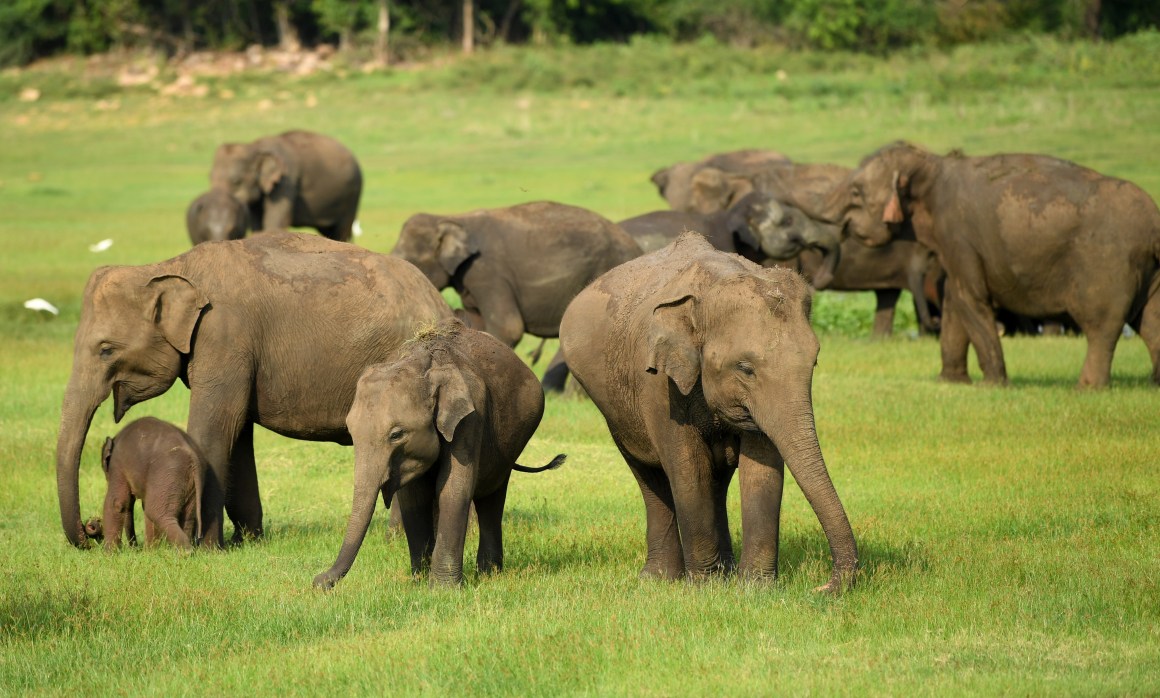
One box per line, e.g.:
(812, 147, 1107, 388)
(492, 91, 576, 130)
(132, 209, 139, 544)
(210, 130, 363, 241)
(560, 233, 858, 591)
(818, 141, 1160, 387)
(650, 149, 790, 212)
(56, 232, 452, 549)
(678, 162, 940, 337)
(390, 201, 642, 391)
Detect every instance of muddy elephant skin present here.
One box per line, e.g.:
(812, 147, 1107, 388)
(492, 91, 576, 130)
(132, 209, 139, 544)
(57, 232, 452, 549)
(821, 141, 1160, 387)
(210, 130, 363, 241)
(314, 319, 563, 589)
(559, 232, 857, 591)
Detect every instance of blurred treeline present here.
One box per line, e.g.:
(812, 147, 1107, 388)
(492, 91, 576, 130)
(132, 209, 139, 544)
(2, 0, 1158, 68)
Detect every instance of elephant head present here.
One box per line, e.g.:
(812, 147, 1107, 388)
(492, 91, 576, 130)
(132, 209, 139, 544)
(210, 142, 289, 207)
(646, 250, 857, 590)
(314, 321, 479, 589)
(391, 214, 479, 290)
(816, 142, 933, 247)
(56, 267, 208, 547)
(688, 167, 755, 214)
(186, 188, 250, 245)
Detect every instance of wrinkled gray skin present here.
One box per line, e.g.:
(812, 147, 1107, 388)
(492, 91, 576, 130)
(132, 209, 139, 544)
(559, 233, 857, 591)
(820, 141, 1160, 387)
(620, 192, 844, 288)
(186, 188, 249, 245)
(314, 319, 563, 589)
(391, 201, 642, 392)
(686, 162, 940, 336)
(650, 149, 791, 212)
(87, 417, 205, 550)
(210, 130, 362, 241)
(57, 232, 452, 550)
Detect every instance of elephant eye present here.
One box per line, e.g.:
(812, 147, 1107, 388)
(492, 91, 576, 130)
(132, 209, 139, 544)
(98, 344, 114, 359)
(388, 428, 407, 443)
(736, 361, 755, 377)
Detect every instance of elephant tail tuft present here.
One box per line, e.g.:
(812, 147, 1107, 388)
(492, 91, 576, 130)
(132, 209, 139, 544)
(513, 454, 566, 474)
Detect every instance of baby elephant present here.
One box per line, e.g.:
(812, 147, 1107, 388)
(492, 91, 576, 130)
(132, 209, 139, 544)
(315, 318, 564, 589)
(186, 188, 249, 245)
(89, 417, 205, 550)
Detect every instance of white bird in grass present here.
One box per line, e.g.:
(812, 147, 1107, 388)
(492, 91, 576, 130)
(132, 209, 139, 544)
(352, 220, 363, 237)
(24, 298, 59, 315)
(89, 238, 114, 252)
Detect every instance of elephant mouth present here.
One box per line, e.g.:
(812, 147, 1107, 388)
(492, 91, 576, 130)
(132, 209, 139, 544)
(719, 404, 758, 432)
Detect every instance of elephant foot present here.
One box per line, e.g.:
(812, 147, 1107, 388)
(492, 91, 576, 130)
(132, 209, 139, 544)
(639, 561, 684, 581)
(938, 369, 972, 384)
(814, 568, 856, 595)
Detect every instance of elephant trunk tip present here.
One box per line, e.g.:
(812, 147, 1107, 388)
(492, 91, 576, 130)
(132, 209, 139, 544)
(313, 569, 343, 591)
(83, 517, 105, 541)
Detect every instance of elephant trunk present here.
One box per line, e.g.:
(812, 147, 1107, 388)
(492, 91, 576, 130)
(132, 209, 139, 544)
(314, 456, 389, 590)
(56, 370, 105, 548)
(758, 392, 857, 592)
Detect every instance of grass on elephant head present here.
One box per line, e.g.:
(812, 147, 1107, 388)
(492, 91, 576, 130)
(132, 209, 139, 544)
(2, 38, 1160, 695)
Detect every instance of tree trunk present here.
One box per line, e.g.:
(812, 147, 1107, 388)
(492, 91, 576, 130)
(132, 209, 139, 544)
(499, 0, 521, 43)
(274, 1, 300, 52)
(375, 0, 390, 65)
(462, 0, 474, 54)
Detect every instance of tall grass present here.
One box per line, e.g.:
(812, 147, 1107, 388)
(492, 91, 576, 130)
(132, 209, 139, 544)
(1, 40, 1159, 695)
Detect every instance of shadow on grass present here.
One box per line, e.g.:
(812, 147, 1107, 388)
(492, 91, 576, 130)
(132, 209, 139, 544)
(746, 532, 929, 589)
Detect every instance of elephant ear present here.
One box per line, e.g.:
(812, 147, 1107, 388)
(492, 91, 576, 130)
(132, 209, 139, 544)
(645, 294, 701, 396)
(147, 275, 208, 354)
(258, 152, 285, 195)
(436, 221, 478, 277)
(650, 167, 671, 195)
(101, 437, 113, 473)
(689, 168, 733, 214)
(882, 170, 907, 224)
(428, 363, 477, 441)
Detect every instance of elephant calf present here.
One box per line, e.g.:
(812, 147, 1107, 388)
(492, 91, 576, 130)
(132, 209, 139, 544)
(87, 417, 204, 550)
(315, 318, 564, 589)
(186, 188, 249, 245)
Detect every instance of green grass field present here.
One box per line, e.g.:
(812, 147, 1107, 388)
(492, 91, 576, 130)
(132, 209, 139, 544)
(2, 38, 1159, 695)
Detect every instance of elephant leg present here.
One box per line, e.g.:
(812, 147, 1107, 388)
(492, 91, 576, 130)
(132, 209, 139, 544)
(186, 380, 251, 549)
(101, 484, 131, 550)
(871, 289, 901, 338)
(224, 421, 263, 543)
(737, 433, 785, 580)
(147, 507, 192, 550)
(261, 196, 294, 232)
(1070, 310, 1125, 389)
(469, 280, 525, 348)
(946, 263, 1007, 385)
(1135, 293, 1160, 385)
(621, 446, 684, 580)
(656, 431, 725, 579)
(711, 465, 736, 573)
(429, 445, 479, 586)
(541, 348, 570, 393)
(144, 517, 157, 546)
(385, 493, 404, 538)
(397, 473, 437, 575)
(181, 499, 198, 541)
(124, 494, 137, 547)
(938, 285, 972, 383)
(320, 210, 356, 243)
(474, 480, 510, 575)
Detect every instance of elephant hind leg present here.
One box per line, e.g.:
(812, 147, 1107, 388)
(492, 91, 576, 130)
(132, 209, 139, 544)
(871, 289, 901, 338)
(621, 446, 684, 581)
(1134, 292, 1160, 385)
(474, 480, 510, 575)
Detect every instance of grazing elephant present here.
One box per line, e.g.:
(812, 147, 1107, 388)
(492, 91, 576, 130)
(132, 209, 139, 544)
(57, 232, 452, 549)
(314, 319, 565, 589)
(85, 417, 204, 550)
(186, 188, 249, 245)
(210, 130, 362, 241)
(651, 149, 790, 212)
(559, 233, 857, 591)
(818, 141, 1160, 387)
(390, 201, 642, 391)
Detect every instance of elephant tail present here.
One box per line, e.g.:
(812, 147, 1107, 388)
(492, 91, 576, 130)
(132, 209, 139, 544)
(527, 337, 548, 366)
(513, 454, 566, 474)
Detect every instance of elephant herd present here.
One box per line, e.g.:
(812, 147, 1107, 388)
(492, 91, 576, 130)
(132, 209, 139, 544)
(59, 129, 1160, 592)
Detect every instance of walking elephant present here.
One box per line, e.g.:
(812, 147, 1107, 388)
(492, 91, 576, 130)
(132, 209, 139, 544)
(559, 233, 858, 591)
(390, 201, 642, 391)
(56, 232, 452, 549)
(314, 318, 564, 589)
(85, 417, 205, 550)
(210, 130, 362, 241)
(650, 149, 790, 212)
(817, 141, 1160, 387)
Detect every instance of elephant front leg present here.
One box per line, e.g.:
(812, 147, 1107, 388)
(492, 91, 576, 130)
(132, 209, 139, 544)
(949, 277, 1007, 385)
(938, 286, 972, 383)
(737, 433, 785, 580)
(186, 380, 251, 549)
(397, 473, 437, 576)
(428, 444, 479, 586)
(711, 464, 736, 573)
(655, 431, 724, 579)
(623, 449, 684, 580)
